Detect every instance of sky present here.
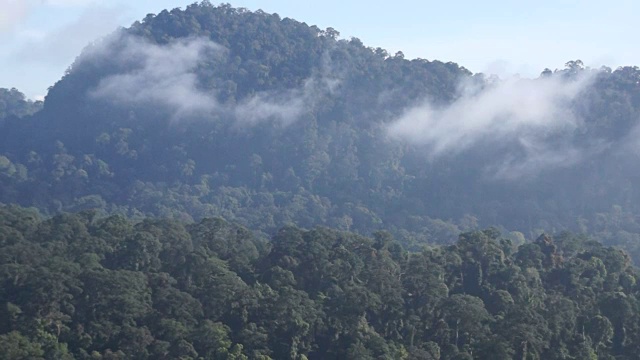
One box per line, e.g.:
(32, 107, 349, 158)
(0, 0, 638, 99)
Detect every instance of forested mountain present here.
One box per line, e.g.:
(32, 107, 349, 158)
(2, 2, 640, 258)
(4, 3, 640, 359)
(0, 2, 640, 257)
(2, 204, 639, 359)
(0, 3, 466, 242)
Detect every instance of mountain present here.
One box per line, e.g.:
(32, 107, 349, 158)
(4, 3, 640, 359)
(2, 2, 640, 259)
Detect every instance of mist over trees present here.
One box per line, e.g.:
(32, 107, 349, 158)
(2, 2, 640, 358)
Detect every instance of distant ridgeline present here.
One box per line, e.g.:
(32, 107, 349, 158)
(0, 88, 42, 121)
(1, 204, 639, 359)
(2, 2, 640, 262)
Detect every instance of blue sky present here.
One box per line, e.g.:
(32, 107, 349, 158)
(1, 0, 638, 99)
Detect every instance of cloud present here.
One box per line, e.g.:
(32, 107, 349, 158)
(486, 138, 599, 181)
(88, 35, 222, 118)
(233, 53, 340, 126)
(88, 33, 340, 124)
(0, 0, 30, 33)
(387, 72, 599, 179)
(234, 76, 340, 126)
(0, 0, 99, 33)
(234, 92, 305, 126)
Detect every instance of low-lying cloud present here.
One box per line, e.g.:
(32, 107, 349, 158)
(234, 75, 340, 126)
(87, 33, 340, 125)
(387, 73, 598, 179)
(234, 92, 305, 126)
(89, 35, 222, 117)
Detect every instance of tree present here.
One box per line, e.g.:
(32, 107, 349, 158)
(0, 331, 44, 360)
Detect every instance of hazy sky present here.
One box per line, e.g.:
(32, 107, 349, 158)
(1, 0, 637, 99)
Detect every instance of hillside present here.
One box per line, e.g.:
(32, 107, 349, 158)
(1, 2, 640, 258)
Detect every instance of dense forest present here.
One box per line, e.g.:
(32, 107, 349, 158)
(3, 2, 640, 358)
(2, 204, 640, 359)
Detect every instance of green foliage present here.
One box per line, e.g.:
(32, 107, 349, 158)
(3, 4, 640, 357)
(1, 205, 639, 359)
(0, 331, 45, 360)
(0, 88, 42, 120)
